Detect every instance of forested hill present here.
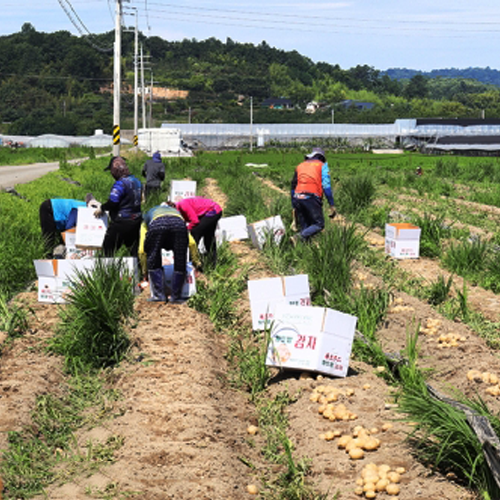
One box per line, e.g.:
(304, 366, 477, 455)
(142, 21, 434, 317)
(386, 67, 500, 87)
(2, 23, 500, 136)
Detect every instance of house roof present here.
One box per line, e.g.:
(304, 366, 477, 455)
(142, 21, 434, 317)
(261, 98, 293, 106)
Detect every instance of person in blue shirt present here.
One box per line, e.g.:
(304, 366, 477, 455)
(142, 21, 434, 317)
(94, 156, 143, 257)
(39, 194, 98, 255)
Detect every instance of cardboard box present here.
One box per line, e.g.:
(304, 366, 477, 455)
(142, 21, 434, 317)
(75, 207, 108, 248)
(34, 258, 139, 303)
(62, 228, 97, 259)
(266, 304, 358, 378)
(170, 180, 197, 203)
(248, 274, 310, 330)
(385, 223, 421, 259)
(248, 215, 285, 250)
(161, 249, 189, 267)
(385, 223, 421, 241)
(162, 262, 196, 298)
(198, 215, 249, 253)
(216, 215, 249, 244)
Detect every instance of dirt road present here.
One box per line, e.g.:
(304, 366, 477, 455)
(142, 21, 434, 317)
(0, 157, 95, 189)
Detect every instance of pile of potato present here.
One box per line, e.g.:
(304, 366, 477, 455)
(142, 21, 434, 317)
(419, 318, 442, 336)
(318, 402, 358, 422)
(388, 298, 414, 314)
(310, 385, 358, 422)
(337, 426, 382, 460)
(432, 332, 467, 348)
(367, 237, 384, 247)
(467, 369, 500, 396)
(354, 463, 406, 497)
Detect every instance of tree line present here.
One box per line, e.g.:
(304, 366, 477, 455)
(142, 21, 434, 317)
(1, 23, 500, 136)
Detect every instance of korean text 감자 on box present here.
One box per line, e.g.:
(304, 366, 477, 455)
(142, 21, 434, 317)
(247, 274, 310, 330)
(266, 304, 358, 378)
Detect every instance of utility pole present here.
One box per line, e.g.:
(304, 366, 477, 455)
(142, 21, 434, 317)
(149, 71, 153, 128)
(331, 109, 334, 124)
(140, 44, 146, 129)
(249, 96, 253, 152)
(113, 0, 122, 156)
(133, 10, 138, 148)
(124, 9, 139, 148)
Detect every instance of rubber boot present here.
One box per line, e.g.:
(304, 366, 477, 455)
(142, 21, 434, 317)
(169, 271, 185, 304)
(147, 268, 166, 302)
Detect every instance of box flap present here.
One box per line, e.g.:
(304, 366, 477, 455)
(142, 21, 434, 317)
(34, 259, 58, 277)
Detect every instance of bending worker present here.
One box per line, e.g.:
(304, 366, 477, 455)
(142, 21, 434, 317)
(39, 194, 99, 254)
(138, 203, 201, 304)
(291, 147, 335, 242)
(173, 196, 222, 267)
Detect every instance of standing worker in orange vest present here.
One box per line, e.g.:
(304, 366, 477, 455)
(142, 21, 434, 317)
(291, 147, 336, 242)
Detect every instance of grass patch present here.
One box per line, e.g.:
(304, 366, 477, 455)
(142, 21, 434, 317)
(49, 259, 136, 374)
(0, 374, 122, 499)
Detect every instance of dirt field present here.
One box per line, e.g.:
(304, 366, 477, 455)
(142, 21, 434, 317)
(1, 178, 497, 499)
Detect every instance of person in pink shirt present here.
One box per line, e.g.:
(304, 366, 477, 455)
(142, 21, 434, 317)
(173, 196, 222, 267)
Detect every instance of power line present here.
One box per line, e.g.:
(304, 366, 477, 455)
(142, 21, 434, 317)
(144, 1, 500, 29)
(133, 10, 500, 38)
(57, 0, 113, 52)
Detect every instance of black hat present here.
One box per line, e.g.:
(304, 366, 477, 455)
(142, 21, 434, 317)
(104, 156, 118, 171)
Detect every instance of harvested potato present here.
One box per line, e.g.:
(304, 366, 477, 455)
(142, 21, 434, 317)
(386, 483, 400, 495)
(387, 472, 401, 484)
(338, 435, 353, 449)
(376, 478, 389, 492)
(247, 425, 258, 435)
(349, 447, 365, 460)
(246, 484, 258, 495)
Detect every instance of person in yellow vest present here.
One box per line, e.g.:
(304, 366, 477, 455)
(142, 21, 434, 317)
(138, 203, 201, 303)
(291, 147, 336, 242)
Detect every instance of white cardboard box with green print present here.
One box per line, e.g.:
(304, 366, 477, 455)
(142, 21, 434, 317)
(266, 303, 358, 378)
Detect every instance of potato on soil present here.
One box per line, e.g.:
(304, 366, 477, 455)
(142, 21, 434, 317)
(247, 425, 258, 435)
(349, 447, 365, 460)
(386, 483, 400, 495)
(246, 484, 258, 495)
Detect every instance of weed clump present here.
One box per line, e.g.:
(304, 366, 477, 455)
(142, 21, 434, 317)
(49, 258, 136, 373)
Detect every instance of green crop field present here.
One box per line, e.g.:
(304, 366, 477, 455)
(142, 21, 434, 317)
(3, 148, 500, 499)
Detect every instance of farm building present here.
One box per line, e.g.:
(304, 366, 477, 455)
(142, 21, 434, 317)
(423, 135, 500, 155)
(402, 118, 500, 155)
(260, 98, 294, 109)
(339, 100, 375, 111)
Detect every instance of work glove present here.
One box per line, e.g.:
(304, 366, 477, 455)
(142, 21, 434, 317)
(88, 200, 101, 210)
(94, 207, 104, 218)
(328, 206, 337, 219)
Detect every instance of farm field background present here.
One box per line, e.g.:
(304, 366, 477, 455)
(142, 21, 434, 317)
(2, 148, 500, 499)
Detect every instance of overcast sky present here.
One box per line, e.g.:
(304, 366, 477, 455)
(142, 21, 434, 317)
(2, 0, 500, 72)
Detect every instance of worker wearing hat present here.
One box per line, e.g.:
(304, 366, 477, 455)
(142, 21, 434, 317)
(290, 147, 336, 242)
(95, 156, 143, 257)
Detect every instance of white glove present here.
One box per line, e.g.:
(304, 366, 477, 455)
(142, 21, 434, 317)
(88, 200, 101, 210)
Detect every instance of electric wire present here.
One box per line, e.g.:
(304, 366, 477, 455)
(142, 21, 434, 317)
(57, 0, 113, 52)
(132, 9, 500, 38)
(142, 1, 500, 30)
